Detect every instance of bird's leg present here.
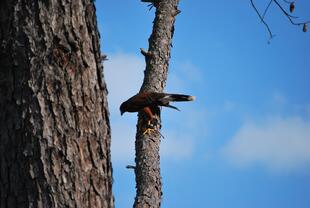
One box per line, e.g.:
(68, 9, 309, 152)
(142, 107, 161, 135)
(143, 118, 165, 138)
(143, 118, 157, 135)
(148, 117, 160, 127)
(142, 107, 155, 135)
(143, 117, 162, 135)
(143, 127, 156, 135)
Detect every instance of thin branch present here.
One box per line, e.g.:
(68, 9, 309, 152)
(250, 0, 310, 41)
(142, 0, 158, 9)
(262, 0, 273, 19)
(273, 0, 298, 19)
(282, 0, 293, 4)
(273, 0, 310, 26)
(147, 3, 154, 11)
(250, 0, 275, 40)
(126, 165, 136, 170)
(140, 48, 153, 57)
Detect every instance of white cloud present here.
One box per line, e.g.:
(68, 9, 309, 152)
(105, 53, 142, 164)
(110, 122, 136, 164)
(222, 117, 310, 171)
(104, 53, 144, 114)
(166, 60, 203, 92)
(160, 130, 194, 160)
(272, 91, 287, 106)
(223, 100, 235, 112)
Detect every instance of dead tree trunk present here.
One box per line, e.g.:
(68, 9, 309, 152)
(134, 0, 180, 207)
(0, 0, 114, 207)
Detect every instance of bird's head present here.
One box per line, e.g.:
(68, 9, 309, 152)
(120, 102, 126, 116)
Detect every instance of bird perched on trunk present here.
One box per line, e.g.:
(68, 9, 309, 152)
(120, 92, 195, 134)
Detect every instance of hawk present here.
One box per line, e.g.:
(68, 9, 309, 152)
(120, 92, 195, 124)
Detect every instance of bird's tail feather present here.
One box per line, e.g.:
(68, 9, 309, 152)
(163, 104, 180, 111)
(165, 94, 195, 102)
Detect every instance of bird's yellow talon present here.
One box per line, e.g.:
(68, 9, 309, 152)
(143, 128, 156, 135)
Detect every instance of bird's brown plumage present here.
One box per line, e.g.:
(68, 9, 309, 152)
(120, 92, 195, 119)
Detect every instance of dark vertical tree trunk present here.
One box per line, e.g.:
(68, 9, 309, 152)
(134, 0, 180, 207)
(0, 0, 114, 207)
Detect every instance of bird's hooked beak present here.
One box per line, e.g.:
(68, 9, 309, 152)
(120, 103, 126, 116)
(120, 108, 125, 116)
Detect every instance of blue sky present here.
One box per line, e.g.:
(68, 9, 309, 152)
(96, 1, 310, 207)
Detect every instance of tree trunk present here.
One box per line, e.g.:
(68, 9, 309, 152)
(134, 0, 180, 207)
(0, 0, 114, 207)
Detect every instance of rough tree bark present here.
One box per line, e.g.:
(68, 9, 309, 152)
(134, 0, 180, 207)
(0, 0, 113, 207)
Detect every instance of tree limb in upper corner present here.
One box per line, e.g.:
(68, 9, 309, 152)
(250, 0, 310, 42)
